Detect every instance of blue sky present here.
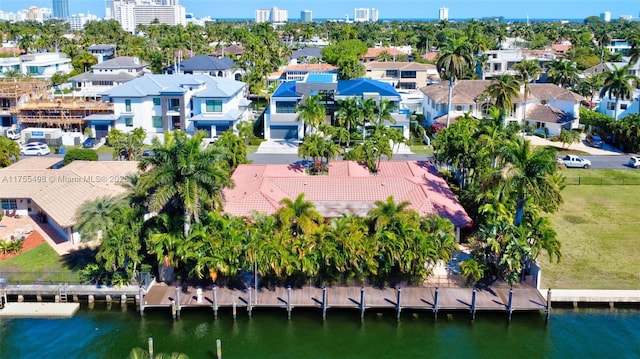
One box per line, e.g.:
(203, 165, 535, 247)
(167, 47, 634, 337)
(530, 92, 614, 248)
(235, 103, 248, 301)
(0, 0, 637, 20)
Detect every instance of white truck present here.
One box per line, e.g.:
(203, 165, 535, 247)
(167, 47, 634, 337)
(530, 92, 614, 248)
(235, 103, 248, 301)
(3, 128, 20, 141)
(557, 155, 591, 168)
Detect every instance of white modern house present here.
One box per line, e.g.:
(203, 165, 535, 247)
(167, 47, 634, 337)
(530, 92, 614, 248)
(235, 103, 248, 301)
(480, 49, 556, 80)
(420, 80, 584, 136)
(590, 59, 640, 120)
(99, 74, 251, 143)
(265, 73, 410, 140)
(69, 56, 148, 97)
(19, 52, 72, 78)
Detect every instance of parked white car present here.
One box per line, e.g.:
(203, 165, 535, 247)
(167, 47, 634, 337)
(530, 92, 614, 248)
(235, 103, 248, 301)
(629, 156, 640, 169)
(20, 142, 50, 156)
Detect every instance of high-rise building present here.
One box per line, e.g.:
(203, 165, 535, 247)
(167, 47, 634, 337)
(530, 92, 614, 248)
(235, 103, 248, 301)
(68, 13, 99, 30)
(52, 0, 69, 19)
(255, 7, 288, 23)
(301, 10, 312, 22)
(371, 8, 379, 22)
(111, 0, 186, 33)
(354, 8, 369, 22)
(439, 7, 449, 21)
(600, 11, 611, 22)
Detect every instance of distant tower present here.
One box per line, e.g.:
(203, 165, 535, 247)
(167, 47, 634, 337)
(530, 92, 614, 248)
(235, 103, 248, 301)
(371, 8, 379, 22)
(301, 10, 312, 22)
(354, 8, 369, 22)
(600, 11, 611, 22)
(52, 0, 69, 19)
(439, 7, 449, 21)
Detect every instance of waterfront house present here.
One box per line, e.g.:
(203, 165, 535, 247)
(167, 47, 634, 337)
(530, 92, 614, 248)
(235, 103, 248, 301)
(0, 158, 138, 243)
(69, 56, 148, 98)
(265, 74, 410, 140)
(420, 80, 584, 136)
(223, 161, 472, 241)
(364, 61, 439, 90)
(101, 74, 251, 143)
(163, 55, 243, 81)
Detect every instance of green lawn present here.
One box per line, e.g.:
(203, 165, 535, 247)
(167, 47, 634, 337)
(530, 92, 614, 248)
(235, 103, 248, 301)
(540, 182, 640, 289)
(409, 145, 434, 155)
(0, 243, 82, 283)
(561, 168, 640, 185)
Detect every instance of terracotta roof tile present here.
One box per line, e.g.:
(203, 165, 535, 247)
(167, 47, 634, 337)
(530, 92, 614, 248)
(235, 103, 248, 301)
(222, 161, 471, 227)
(364, 48, 406, 58)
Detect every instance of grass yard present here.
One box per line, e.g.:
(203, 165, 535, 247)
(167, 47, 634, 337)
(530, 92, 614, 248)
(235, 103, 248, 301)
(540, 182, 640, 289)
(561, 168, 640, 185)
(409, 145, 434, 155)
(0, 243, 82, 283)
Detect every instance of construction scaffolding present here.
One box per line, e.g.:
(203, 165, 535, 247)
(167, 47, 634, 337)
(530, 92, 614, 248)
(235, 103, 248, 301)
(0, 80, 49, 112)
(12, 98, 114, 129)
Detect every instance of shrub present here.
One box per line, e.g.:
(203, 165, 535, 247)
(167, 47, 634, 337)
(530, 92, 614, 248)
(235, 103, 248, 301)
(63, 148, 98, 165)
(249, 138, 265, 146)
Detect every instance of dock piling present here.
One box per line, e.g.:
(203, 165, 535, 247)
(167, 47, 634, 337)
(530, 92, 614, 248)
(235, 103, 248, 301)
(138, 287, 144, 316)
(213, 286, 218, 318)
(174, 287, 181, 318)
(321, 286, 327, 320)
(216, 339, 222, 359)
(545, 288, 551, 323)
(248, 287, 253, 318)
(148, 337, 154, 359)
(171, 300, 177, 320)
(287, 286, 292, 319)
(471, 288, 477, 322)
(434, 287, 439, 320)
(360, 287, 365, 321)
(232, 301, 237, 321)
(507, 288, 514, 322)
(396, 288, 402, 321)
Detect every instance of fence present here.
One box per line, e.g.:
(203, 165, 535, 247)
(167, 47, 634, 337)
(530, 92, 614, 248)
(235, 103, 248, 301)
(565, 177, 640, 186)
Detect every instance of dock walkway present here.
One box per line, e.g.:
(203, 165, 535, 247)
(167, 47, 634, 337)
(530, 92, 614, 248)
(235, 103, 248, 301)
(141, 284, 548, 320)
(541, 289, 640, 306)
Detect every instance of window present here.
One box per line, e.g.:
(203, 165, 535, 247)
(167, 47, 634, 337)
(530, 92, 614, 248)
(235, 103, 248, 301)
(385, 69, 399, 77)
(206, 100, 223, 113)
(125, 99, 131, 112)
(1, 199, 17, 210)
(152, 116, 162, 128)
(125, 117, 133, 127)
(607, 102, 616, 111)
(399, 82, 417, 89)
(276, 101, 298, 114)
(400, 71, 416, 79)
(153, 98, 161, 106)
(620, 104, 628, 110)
(169, 99, 180, 110)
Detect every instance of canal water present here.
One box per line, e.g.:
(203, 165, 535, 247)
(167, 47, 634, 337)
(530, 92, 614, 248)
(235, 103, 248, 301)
(1, 304, 639, 358)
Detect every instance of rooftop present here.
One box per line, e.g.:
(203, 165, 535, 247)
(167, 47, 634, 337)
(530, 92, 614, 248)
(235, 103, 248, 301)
(102, 74, 245, 98)
(223, 161, 472, 228)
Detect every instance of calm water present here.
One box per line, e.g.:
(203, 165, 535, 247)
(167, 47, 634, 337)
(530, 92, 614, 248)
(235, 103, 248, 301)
(1, 304, 639, 358)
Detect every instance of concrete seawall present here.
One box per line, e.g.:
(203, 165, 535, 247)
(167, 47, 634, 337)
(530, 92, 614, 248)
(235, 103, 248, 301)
(541, 289, 640, 307)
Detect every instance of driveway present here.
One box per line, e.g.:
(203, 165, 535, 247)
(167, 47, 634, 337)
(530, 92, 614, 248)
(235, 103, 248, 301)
(524, 134, 623, 156)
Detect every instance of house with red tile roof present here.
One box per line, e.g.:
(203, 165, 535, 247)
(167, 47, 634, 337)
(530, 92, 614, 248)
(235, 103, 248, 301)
(362, 48, 408, 62)
(223, 161, 472, 239)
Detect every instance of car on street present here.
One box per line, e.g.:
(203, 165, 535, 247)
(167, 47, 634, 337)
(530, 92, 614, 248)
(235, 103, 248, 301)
(586, 135, 603, 148)
(141, 149, 154, 158)
(629, 156, 640, 169)
(82, 137, 98, 148)
(557, 154, 591, 168)
(20, 142, 50, 156)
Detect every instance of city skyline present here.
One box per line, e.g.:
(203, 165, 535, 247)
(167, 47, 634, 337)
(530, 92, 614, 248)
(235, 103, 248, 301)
(0, 0, 637, 20)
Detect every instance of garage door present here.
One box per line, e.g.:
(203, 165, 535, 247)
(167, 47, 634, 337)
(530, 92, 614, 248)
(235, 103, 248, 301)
(95, 125, 109, 139)
(270, 126, 298, 140)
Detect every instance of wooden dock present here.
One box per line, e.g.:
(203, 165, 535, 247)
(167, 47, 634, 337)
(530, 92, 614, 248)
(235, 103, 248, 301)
(140, 284, 550, 321)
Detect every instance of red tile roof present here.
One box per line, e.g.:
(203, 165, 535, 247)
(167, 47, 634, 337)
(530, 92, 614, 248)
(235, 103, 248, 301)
(364, 48, 407, 59)
(223, 161, 472, 227)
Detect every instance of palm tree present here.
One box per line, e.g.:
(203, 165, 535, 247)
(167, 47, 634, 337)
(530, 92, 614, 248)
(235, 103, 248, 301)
(484, 74, 520, 113)
(277, 193, 323, 238)
(368, 196, 411, 231)
(75, 196, 124, 242)
(137, 130, 232, 237)
(96, 224, 141, 273)
(599, 64, 640, 120)
(499, 137, 565, 226)
(336, 97, 362, 135)
(296, 94, 326, 135)
(512, 59, 541, 121)
(546, 59, 579, 88)
(0, 136, 20, 168)
(436, 37, 474, 127)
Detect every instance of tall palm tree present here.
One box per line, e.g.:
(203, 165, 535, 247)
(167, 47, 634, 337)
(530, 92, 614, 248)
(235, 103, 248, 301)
(138, 130, 232, 237)
(436, 37, 474, 127)
(368, 196, 411, 231)
(277, 193, 323, 238)
(499, 137, 565, 226)
(599, 64, 640, 120)
(296, 94, 326, 135)
(75, 196, 124, 242)
(484, 74, 520, 113)
(512, 59, 541, 121)
(336, 97, 363, 135)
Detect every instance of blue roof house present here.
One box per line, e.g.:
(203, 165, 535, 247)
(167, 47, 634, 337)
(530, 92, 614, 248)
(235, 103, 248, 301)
(265, 74, 410, 140)
(100, 74, 251, 143)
